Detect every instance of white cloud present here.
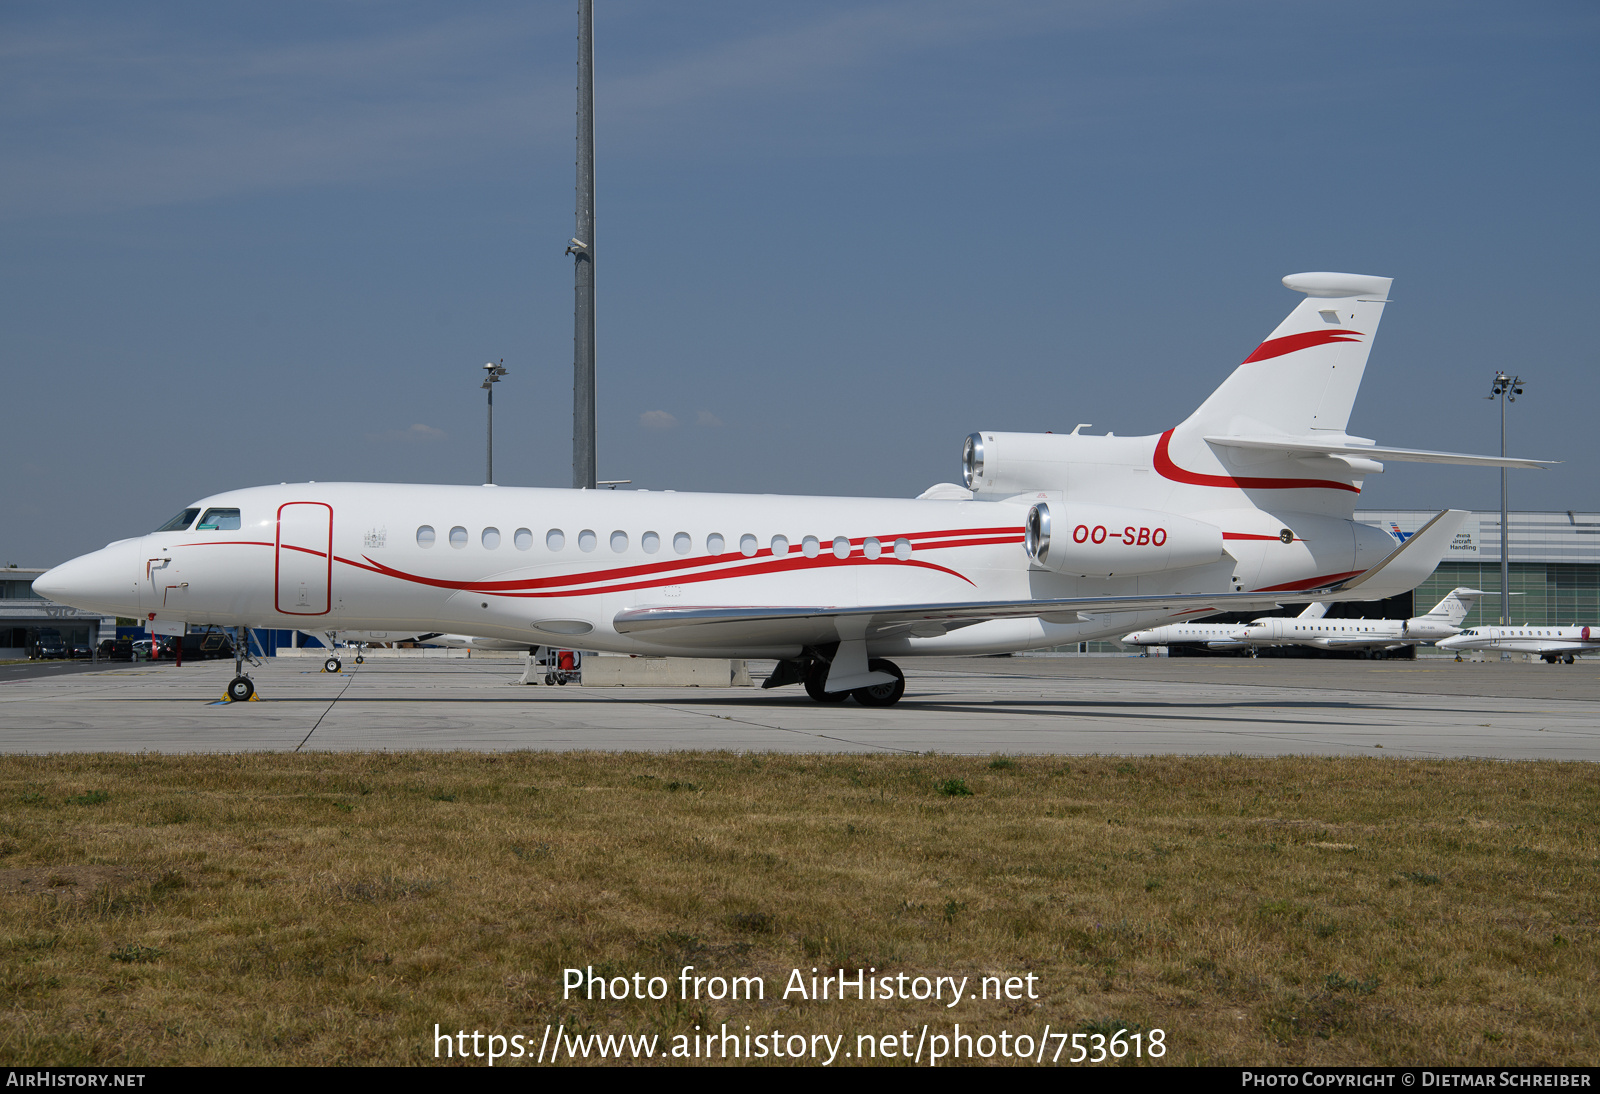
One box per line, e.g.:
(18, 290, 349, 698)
(695, 410, 724, 427)
(640, 410, 678, 429)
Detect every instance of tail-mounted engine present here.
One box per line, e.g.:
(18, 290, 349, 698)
(1025, 502, 1225, 578)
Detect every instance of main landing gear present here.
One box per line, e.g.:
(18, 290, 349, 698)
(769, 653, 907, 706)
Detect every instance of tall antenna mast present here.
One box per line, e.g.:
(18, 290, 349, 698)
(569, 0, 597, 489)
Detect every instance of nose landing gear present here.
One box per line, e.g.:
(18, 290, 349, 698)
(224, 624, 261, 702)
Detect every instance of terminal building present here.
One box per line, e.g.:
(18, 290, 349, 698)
(1, 567, 116, 659)
(1362, 510, 1600, 629)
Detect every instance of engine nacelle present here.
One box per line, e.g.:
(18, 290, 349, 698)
(1025, 503, 1224, 578)
(1403, 619, 1458, 641)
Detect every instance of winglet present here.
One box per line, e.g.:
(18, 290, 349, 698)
(1309, 509, 1467, 598)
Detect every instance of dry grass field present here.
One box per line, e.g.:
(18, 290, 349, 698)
(0, 751, 1595, 1066)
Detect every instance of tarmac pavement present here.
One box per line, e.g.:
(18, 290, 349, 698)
(1, 654, 1595, 760)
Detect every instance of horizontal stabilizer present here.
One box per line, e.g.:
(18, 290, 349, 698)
(1205, 435, 1554, 470)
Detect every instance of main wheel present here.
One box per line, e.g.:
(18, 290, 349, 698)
(355, 655, 364, 664)
(852, 659, 906, 707)
(803, 661, 850, 703)
(324, 657, 342, 673)
(227, 676, 254, 702)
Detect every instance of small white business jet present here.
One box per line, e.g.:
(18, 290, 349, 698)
(1232, 587, 1487, 653)
(1436, 625, 1598, 664)
(36, 273, 1551, 704)
(1123, 602, 1329, 652)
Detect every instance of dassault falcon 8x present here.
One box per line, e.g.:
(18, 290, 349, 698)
(36, 273, 1551, 704)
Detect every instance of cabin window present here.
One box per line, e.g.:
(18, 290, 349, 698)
(894, 537, 912, 559)
(155, 508, 201, 532)
(610, 530, 629, 553)
(481, 527, 501, 549)
(514, 528, 533, 551)
(546, 529, 565, 551)
(417, 525, 436, 548)
(771, 535, 789, 556)
(740, 534, 758, 557)
(197, 508, 241, 531)
(802, 536, 820, 558)
(673, 532, 691, 555)
(864, 537, 882, 559)
(642, 531, 660, 554)
(449, 526, 468, 549)
(707, 533, 725, 555)
(833, 536, 851, 559)
(578, 529, 597, 552)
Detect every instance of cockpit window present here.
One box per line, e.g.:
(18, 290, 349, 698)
(196, 508, 241, 531)
(155, 508, 201, 532)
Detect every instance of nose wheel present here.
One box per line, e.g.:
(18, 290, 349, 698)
(223, 625, 261, 701)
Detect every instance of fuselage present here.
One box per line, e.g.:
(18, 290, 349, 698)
(1121, 622, 1252, 650)
(1437, 626, 1597, 656)
(35, 479, 1397, 659)
(1235, 614, 1459, 650)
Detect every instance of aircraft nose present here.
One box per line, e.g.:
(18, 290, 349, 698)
(34, 548, 137, 614)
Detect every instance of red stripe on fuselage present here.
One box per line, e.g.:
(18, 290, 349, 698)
(1154, 430, 1361, 494)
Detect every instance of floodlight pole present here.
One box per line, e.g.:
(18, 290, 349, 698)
(483, 360, 507, 484)
(570, 0, 597, 490)
(1488, 371, 1524, 659)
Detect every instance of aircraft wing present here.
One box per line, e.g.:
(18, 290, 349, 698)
(1205, 435, 1555, 469)
(614, 509, 1467, 648)
(616, 591, 1299, 648)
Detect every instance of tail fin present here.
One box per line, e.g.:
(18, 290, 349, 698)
(1178, 272, 1392, 440)
(1159, 272, 1393, 516)
(1425, 587, 1487, 626)
(1296, 602, 1330, 620)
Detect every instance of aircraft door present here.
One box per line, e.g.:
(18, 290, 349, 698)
(276, 502, 333, 616)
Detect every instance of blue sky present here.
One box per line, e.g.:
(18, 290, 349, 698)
(3, 1, 1596, 565)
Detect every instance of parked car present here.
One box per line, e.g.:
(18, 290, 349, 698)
(69, 642, 92, 659)
(31, 636, 68, 660)
(97, 639, 134, 661)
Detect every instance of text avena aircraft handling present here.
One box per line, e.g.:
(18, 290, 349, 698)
(36, 273, 1551, 705)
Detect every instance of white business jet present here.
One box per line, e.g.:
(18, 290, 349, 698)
(36, 273, 1551, 705)
(1232, 587, 1487, 653)
(1436, 625, 1598, 663)
(1123, 602, 1330, 652)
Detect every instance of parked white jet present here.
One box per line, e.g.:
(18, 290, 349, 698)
(1233, 587, 1486, 652)
(1123, 602, 1329, 651)
(1436, 625, 1598, 664)
(36, 272, 1550, 704)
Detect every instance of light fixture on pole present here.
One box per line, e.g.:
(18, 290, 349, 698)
(482, 359, 508, 484)
(1486, 371, 1524, 659)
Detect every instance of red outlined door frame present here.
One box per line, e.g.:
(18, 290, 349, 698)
(275, 501, 334, 616)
